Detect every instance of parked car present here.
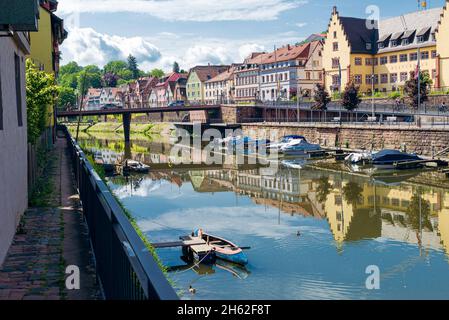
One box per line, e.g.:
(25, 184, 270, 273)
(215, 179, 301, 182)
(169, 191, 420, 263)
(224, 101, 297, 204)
(168, 101, 185, 107)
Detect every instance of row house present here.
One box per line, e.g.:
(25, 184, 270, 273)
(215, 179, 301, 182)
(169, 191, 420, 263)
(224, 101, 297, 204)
(186, 65, 230, 104)
(149, 73, 188, 108)
(204, 65, 240, 105)
(258, 41, 323, 102)
(29, 0, 67, 143)
(323, 5, 449, 94)
(234, 53, 265, 103)
(84, 88, 101, 110)
(100, 87, 121, 107)
(0, 0, 39, 264)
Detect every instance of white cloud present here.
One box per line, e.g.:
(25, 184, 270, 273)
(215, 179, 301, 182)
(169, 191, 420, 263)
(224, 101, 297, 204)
(58, 0, 307, 22)
(238, 43, 266, 61)
(295, 22, 308, 28)
(61, 27, 161, 68)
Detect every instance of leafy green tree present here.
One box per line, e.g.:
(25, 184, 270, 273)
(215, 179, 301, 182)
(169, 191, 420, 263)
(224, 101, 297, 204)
(173, 61, 180, 73)
(312, 83, 331, 121)
(59, 73, 78, 89)
(312, 84, 331, 111)
(104, 60, 128, 75)
(404, 71, 432, 109)
(127, 54, 139, 79)
(342, 81, 361, 122)
(57, 87, 77, 110)
(118, 69, 134, 81)
(60, 61, 82, 76)
(149, 68, 164, 78)
(76, 71, 101, 96)
(26, 60, 59, 144)
(83, 65, 101, 74)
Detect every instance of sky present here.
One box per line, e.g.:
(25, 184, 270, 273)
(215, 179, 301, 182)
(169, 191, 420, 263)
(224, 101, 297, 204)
(58, 0, 447, 72)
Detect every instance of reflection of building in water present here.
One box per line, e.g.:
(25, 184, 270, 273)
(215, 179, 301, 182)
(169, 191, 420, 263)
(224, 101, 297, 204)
(323, 174, 449, 258)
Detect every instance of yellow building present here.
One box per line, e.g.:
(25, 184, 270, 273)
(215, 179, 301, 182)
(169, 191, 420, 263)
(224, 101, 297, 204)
(323, 5, 446, 94)
(28, 0, 66, 141)
(436, 1, 449, 90)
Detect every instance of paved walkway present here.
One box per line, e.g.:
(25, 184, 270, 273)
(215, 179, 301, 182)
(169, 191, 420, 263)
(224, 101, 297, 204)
(0, 133, 101, 300)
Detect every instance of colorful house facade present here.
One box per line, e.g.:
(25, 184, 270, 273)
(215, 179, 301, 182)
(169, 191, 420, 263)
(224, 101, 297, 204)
(322, 5, 446, 94)
(28, 0, 66, 142)
(186, 65, 230, 104)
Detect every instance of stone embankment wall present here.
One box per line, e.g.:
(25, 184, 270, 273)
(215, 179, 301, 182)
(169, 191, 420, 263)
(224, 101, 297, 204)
(241, 123, 449, 156)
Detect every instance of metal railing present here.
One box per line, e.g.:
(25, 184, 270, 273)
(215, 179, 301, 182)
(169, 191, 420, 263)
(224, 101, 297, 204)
(63, 126, 178, 300)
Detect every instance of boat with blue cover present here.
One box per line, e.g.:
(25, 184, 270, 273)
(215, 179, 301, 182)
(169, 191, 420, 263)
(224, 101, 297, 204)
(371, 149, 423, 169)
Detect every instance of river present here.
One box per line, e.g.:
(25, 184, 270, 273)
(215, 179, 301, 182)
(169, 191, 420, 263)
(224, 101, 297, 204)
(76, 132, 449, 300)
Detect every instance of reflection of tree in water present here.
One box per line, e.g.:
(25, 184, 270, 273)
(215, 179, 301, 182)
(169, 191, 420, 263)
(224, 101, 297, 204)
(316, 176, 332, 203)
(342, 181, 363, 208)
(406, 193, 433, 247)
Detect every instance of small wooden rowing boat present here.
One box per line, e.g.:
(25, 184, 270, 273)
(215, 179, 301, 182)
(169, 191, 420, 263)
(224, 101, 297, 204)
(195, 229, 248, 266)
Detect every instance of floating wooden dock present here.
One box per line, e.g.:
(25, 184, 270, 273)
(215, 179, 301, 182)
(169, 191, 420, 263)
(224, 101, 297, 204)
(394, 159, 449, 169)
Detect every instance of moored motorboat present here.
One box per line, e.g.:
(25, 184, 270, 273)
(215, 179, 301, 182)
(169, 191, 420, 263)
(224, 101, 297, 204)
(268, 135, 307, 153)
(122, 159, 150, 173)
(281, 159, 307, 169)
(371, 149, 423, 169)
(195, 229, 248, 266)
(344, 152, 372, 164)
(280, 138, 323, 157)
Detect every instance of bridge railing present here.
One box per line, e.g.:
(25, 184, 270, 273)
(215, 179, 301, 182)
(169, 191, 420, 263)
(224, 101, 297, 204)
(62, 126, 178, 300)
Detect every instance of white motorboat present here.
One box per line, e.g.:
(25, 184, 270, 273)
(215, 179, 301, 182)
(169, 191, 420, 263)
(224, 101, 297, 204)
(280, 139, 323, 157)
(268, 135, 307, 153)
(344, 152, 372, 164)
(122, 159, 150, 173)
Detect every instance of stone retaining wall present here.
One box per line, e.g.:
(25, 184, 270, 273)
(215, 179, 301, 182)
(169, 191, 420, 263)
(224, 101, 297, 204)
(241, 123, 449, 156)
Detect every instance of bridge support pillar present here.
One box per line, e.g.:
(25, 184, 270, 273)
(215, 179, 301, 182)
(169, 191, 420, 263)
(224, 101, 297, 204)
(123, 113, 131, 142)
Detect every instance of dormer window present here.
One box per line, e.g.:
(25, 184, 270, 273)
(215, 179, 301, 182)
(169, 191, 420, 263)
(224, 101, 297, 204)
(390, 40, 397, 47)
(417, 36, 424, 43)
(366, 43, 372, 50)
(378, 42, 385, 49)
(402, 39, 409, 45)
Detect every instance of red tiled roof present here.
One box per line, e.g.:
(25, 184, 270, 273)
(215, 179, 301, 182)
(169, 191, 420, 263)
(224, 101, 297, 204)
(206, 66, 237, 83)
(190, 66, 230, 82)
(255, 42, 311, 65)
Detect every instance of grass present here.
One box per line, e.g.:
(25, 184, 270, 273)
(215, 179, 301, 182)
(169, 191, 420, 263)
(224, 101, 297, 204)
(85, 152, 169, 277)
(29, 147, 56, 207)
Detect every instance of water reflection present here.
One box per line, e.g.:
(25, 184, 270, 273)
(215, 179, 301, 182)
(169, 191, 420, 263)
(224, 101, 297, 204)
(77, 134, 449, 299)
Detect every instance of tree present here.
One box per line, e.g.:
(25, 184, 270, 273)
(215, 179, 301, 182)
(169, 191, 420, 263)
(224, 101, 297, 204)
(312, 84, 331, 110)
(103, 72, 119, 87)
(173, 61, 180, 73)
(59, 73, 78, 89)
(26, 60, 59, 144)
(60, 61, 82, 76)
(342, 81, 361, 122)
(104, 60, 128, 75)
(149, 68, 164, 78)
(127, 54, 139, 79)
(312, 84, 331, 122)
(404, 71, 432, 109)
(57, 87, 77, 111)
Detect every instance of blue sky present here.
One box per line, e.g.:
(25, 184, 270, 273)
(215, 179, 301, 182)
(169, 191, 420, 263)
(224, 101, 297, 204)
(58, 0, 447, 72)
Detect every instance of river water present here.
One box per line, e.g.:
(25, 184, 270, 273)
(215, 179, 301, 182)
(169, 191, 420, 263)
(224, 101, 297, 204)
(77, 133, 449, 300)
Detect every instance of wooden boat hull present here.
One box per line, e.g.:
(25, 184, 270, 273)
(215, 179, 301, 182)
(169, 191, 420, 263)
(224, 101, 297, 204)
(195, 231, 249, 266)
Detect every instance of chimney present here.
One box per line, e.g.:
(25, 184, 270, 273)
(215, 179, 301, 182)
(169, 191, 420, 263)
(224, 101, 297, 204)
(287, 44, 291, 50)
